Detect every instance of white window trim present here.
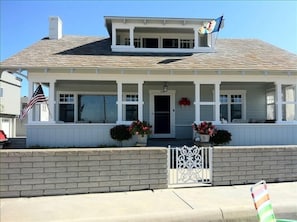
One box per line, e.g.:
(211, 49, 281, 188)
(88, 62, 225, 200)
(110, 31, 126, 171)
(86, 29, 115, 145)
(220, 90, 246, 123)
(57, 91, 117, 123)
(122, 93, 139, 122)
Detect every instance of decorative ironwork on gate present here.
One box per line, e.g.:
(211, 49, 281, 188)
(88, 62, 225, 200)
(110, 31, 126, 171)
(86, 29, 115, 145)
(168, 145, 213, 186)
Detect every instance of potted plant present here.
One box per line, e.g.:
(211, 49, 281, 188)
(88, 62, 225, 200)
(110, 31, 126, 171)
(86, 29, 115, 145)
(192, 121, 217, 142)
(129, 120, 152, 146)
(110, 125, 132, 146)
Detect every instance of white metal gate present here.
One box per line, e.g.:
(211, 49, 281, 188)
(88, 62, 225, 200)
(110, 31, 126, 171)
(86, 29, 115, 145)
(168, 145, 213, 187)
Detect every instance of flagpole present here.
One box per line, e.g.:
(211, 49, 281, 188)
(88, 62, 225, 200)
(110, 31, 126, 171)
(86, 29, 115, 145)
(38, 82, 52, 121)
(214, 14, 224, 47)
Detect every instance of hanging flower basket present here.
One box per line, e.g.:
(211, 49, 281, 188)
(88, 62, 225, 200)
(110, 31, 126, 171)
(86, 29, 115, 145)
(179, 97, 191, 106)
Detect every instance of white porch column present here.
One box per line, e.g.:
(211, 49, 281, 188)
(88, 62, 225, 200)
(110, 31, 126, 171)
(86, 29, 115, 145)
(193, 28, 199, 49)
(214, 81, 221, 124)
(48, 81, 55, 122)
(138, 81, 144, 121)
(117, 81, 123, 123)
(27, 81, 34, 123)
(275, 82, 282, 123)
(129, 27, 135, 48)
(112, 26, 116, 47)
(194, 81, 200, 122)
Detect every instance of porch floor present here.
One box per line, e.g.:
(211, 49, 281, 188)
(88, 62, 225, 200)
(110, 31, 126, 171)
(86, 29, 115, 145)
(147, 138, 194, 147)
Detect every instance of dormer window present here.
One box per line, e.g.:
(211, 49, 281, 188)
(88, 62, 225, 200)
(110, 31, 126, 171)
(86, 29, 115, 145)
(163, 39, 178, 48)
(180, 39, 194, 49)
(199, 34, 208, 47)
(105, 16, 218, 53)
(143, 38, 158, 48)
(116, 29, 130, 45)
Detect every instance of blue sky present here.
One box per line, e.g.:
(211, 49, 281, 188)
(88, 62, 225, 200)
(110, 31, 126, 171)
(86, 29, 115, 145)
(1, 0, 297, 96)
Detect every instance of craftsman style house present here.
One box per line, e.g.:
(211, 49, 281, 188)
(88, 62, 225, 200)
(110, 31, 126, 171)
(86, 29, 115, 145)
(1, 16, 296, 147)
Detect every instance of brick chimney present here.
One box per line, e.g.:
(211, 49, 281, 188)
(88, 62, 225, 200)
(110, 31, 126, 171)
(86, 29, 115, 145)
(49, 16, 62, 40)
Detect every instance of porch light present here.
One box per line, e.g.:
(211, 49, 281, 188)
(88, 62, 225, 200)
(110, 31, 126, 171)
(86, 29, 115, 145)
(163, 82, 168, 92)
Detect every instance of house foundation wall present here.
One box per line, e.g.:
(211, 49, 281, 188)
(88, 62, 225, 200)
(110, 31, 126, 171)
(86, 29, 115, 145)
(212, 146, 297, 186)
(0, 147, 168, 198)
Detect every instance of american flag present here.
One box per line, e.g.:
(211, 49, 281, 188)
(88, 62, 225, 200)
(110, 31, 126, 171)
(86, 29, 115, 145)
(20, 84, 47, 119)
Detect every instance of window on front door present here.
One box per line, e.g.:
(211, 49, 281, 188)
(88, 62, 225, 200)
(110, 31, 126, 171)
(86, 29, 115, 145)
(154, 95, 171, 134)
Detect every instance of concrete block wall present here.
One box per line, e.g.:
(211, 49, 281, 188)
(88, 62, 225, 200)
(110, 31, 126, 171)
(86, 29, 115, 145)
(0, 147, 168, 198)
(212, 146, 297, 186)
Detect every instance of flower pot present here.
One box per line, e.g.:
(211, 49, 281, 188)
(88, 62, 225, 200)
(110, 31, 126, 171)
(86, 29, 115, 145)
(200, 134, 210, 142)
(136, 135, 148, 146)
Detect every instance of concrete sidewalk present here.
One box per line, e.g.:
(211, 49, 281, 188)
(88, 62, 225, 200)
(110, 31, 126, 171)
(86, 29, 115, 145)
(1, 182, 296, 222)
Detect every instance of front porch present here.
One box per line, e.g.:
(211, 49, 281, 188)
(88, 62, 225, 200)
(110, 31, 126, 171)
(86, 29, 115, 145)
(26, 123, 297, 147)
(24, 71, 297, 147)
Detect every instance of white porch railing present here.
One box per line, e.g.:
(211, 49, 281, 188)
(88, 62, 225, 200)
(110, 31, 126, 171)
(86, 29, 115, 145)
(26, 123, 137, 147)
(217, 123, 297, 146)
(168, 145, 213, 187)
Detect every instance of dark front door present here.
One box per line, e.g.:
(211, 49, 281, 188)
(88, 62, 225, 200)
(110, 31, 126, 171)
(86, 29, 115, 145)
(154, 95, 170, 134)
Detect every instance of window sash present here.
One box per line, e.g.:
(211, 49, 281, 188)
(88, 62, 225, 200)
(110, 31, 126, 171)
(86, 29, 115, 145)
(220, 91, 246, 122)
(58, 93, 117, 123)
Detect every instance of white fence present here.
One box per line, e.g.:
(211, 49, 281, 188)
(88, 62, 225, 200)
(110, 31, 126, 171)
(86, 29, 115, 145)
(168, 145, 213, 187)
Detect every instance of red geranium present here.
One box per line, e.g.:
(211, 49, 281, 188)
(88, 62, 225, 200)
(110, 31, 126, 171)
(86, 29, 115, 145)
(192, 121, 217, 137)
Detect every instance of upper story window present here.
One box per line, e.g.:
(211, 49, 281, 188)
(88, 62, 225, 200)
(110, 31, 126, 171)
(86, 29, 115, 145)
(163, 39, 178, 48)
(107, 16, 220, 53)
(143, 38, 158, 48)
(199, 34, 208, 47)
(116, 29, 129, 45)
(180, 39, 194, 49)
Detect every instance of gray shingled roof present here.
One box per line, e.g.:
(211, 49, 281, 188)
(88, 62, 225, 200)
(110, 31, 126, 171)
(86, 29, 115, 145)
(1, 35, 297, 72)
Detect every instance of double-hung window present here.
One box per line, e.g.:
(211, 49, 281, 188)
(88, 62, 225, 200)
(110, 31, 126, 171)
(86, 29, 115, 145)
(220, 90, 246, 123)
(266, 90, 275, 120)
(59, 94, 74, 122)
(123, 94, 138, 121)
(282, 85, 296, 121)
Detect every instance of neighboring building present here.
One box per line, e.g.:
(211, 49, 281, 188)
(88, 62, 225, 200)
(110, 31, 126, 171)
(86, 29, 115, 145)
(0, 16, 296, 147)
(0, 71, 22, 138)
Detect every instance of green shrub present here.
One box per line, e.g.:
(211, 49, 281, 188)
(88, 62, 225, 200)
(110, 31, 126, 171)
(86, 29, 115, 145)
(211, 129, 232, 145)
(110, 125, 132, 143)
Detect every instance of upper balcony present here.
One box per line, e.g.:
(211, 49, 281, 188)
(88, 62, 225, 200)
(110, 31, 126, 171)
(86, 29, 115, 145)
(105, 16, 221, 54)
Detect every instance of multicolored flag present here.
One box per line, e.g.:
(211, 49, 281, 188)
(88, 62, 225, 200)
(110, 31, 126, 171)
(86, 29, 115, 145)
(198, 16, 223, 35)
(20, 84, 47, 119)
